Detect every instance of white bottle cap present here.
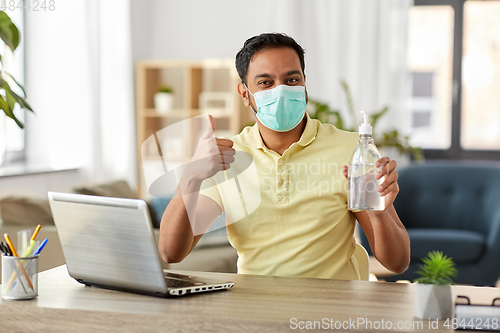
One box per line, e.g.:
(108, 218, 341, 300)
(359, 110, 372, 135)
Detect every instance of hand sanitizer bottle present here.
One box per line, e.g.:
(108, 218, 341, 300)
(348, 111, 385, 211)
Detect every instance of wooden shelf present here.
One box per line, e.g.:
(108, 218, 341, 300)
(135, 59, 250, 196)
(143, 109, 232, 119)
(141, 155, 190, 163)
(144, 109, 199, 118)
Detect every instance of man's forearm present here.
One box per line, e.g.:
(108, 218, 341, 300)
(159, 173, 203, 263)
(355, 205, 410, 273)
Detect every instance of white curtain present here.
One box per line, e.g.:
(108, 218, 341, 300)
(85, 0, 137, 188)
(270, 0, 412, 132)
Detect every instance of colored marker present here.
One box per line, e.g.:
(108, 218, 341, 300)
(21, 241, 37, 258)
(9, 239, 47, 290)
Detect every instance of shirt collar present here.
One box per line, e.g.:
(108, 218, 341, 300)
(244, 112, 318, 149)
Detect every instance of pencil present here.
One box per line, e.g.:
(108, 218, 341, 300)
(1, 242, 28, 293)
(30, 225, 42, 241)
(4, 233, 35, 291)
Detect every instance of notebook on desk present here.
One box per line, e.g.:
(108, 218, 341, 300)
(47, 192, 234, 297)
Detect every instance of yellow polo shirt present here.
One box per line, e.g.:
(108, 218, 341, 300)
(200, 113, 361, 280)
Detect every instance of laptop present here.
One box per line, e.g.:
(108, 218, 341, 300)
(47, 192, 234, 297)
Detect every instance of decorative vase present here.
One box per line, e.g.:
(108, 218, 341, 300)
(413, 284, 452, 319)
(154, 92, 174, 114)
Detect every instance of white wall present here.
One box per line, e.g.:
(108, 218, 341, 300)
(130, 0, 409, 133)
(1, 1, 408, 200)
(131, 0, 274, 61)
(15, 1, 136, 198)
(0, 2, 96, 198)
(0, 169, 83, 199)
(23, 1, 92, 181)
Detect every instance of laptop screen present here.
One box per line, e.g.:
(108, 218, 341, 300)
(48, 192, 168, 294)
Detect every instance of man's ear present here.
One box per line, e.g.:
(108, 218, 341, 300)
(237, 83, 250, 107)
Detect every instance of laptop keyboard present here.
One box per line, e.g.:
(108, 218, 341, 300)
(165, 272, 194, 280)
(165, 279, 199, 288)
(164, 272, 205, 288)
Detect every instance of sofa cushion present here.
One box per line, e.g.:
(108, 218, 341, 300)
(0, 196, 54, 226)
(148, 196, 170, 228)
(150, 196, 229, 249)
(73, 180, 162, 227)
(408, 228, 485, 264)
(73, 180, 137, 199)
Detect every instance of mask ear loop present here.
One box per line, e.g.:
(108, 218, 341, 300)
(243, 83, 257, 115)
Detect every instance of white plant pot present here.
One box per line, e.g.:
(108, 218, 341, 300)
(413, 284, 452, 319)
(154, 92, 174, 114)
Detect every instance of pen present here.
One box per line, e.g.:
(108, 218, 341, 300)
(1, 241, 28, 293)
(0, 242, 10, 256)
(4, 233, 35, 291)
(31, 225, 42, 241)
(4, 241, 13, 256)
(33, 238, 48, 256)
(6, 238, 48, 290)
(4, 234, 19, 257)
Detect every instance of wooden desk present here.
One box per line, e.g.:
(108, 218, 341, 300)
(0, 266, 498, 332)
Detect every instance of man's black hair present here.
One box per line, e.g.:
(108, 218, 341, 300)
(235, 33, 305, 84)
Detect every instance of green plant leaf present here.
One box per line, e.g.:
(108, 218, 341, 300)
(310, 80, 423, 162)
(0, 78, 33, 129)
(3, 82, 33, 112)
(3, 71, 26, 97)
(308, 99, 346, 130)
(0, 94, 23, 128)
(414, 251, 457, 285)
(0, 11, 29, 129)
(158, 85, 173, 93)
(370, 106, 389, 129)
(340, 79, 357, 127)
(0, 11, 20, 52)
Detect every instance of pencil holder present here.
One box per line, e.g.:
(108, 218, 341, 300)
(1, 254, 39, 300)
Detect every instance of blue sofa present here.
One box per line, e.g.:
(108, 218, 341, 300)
(360, 162, 500, 286)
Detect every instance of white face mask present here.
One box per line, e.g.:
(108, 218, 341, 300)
(245, 84, 307, 132)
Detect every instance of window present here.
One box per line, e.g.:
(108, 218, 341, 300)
(0, 8, 25, 165)
(410, 72, 435, 128)
(407, 0, 500, 160)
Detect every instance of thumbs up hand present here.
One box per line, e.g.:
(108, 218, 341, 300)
(188, 114, 235, 181)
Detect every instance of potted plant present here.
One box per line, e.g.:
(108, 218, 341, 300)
(0, 11, 33, 128)
(413, 251, 457, 319)
(307, 80, 423, 163)
(0, 11, 33, 166)
(0, 11, 33, 129)
(154, 85, 174, 114)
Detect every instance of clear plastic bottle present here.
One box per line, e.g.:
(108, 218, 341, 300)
(348, 111, 385, 212)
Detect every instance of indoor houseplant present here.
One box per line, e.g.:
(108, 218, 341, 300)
(154, 85, 174, 114)
(413, 251, 457, 319)
(307, 80, 423, 163)
(0, 11, 33, 129)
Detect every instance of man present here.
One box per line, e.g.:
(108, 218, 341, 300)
(159, 33, 410, 280)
